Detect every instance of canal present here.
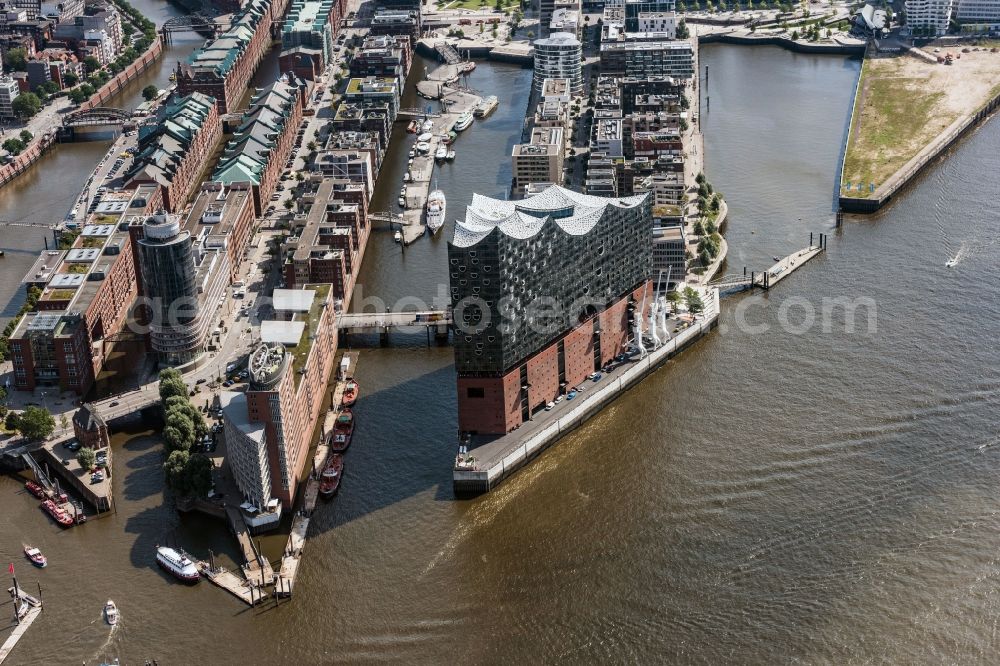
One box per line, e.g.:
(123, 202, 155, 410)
(3, 33, 1000, 664)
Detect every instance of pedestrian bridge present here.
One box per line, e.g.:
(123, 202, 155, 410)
(337, 310, 452, 331)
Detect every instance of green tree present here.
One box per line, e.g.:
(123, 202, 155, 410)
(2, 138, 25, 155)
(68, 88, 88, 104)
(684, 287, 705, 313)
(141, 84, 158, 101)
(83, 56, 102, 73)
(164, 450, 213, 497)
(667, 290, 684, 306)
(12, 93, 41, 119)
(19, 406, 55, 440)
(163, 425, 189, 453)
(19, 129, 32, 143)
(163, 449, 191, 493)
(5, 48, 27, 71)
(39, 81, 59, 95)
(165, 411, 195, 450)
(77, 446, 97, 470)
(63, 71, 79, 87)
(5, 411, 21, 432)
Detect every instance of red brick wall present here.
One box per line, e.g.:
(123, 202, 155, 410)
(456, 373, 521, 434)
(526, 343, 559, 414)
(563, 322, 594, 390)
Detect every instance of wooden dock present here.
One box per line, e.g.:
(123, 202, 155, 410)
(196, 562, 261, 606)
(276, 351, 359, 596)
(710, 236, 828, 294)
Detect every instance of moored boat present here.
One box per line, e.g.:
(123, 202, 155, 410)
(406, 120, 418, 133)
(330, 409, 354, 453)
(23, 545, 46, 568)
(453, 108, 474, 132)
(475, 95, 498, 117)
(459, 61, 476, 74)
(41, 499, 74, 527)
(426, 189, 446, 234)
(25, 480, 46, 499)
(342, 378, 359, 407)
(416, 141, 430, 154)
(435, 145, 448, 161)
(318, 454, 344, 498)
(104, 599, 119, 626)
(446, 150, 456, 161)
(156, 546, 200, 583)
(421, 119, 433, 132)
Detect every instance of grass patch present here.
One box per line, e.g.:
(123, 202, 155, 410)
(46, 289, 78, 300)
(79, 236, 106, 249)
(842, 70, 946, 195)
(65, 263, 90, 274)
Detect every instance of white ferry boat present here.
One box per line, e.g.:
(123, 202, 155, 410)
(426, 190, 446, 234)
(453, 108, 474, 132)
(475, 95, 498, 118)
(156, 546, 200, 583)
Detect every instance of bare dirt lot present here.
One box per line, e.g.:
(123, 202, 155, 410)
(842, 45, 1000, 195)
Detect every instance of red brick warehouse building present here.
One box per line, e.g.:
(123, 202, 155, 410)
(447, 186, 652, 435)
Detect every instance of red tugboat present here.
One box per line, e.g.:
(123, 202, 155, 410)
(318, 454, 344, 498)
(40, 499, 74, 527)
(24, 480, 46, 499)
(341, 378, 359, 407)
(23, 545, 47, 568)
(330, 409, 354, 453)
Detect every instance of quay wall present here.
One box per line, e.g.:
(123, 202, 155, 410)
(0, 37, 163, 190)
(455, 291, 721, 495)
(35, 446, 112, 511)
(839, 88, 1000, 213)
(80, 36, 164, 111)
(0, 133, 56, 188)
(414, 41, 534, 66)
(698, 32, 866, 55)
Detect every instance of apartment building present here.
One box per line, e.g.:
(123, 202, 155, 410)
(533, 32, 583, 94)
(278, 0, 344, 80)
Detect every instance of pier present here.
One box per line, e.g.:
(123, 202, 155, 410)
(393, 63, 481, 245)
(454, 289, 721, 495)
(0, 585, 43, 665)
(276, 352, 359, 597)
(709, 237, 827, 294)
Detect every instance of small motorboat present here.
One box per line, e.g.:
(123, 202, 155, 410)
(342, 378, 359, 407)
(421, 119, 433, 132)
(403, 172, 412, 183)
(408, 149, 416, 158)
(104, 599, 119, 626)
(330, 409, 354, 453)
(318, 454, 344, 498)
(459, 61, 476, 74)
(772, 256, 780, 262)
(398, 196, 406, 207)
(24, 480, 46, 499)
(435, 145, 448, 161)
(446, 150, 456, 161)
(23, 545, 47, 568)
(406, 120, 418, 133)
(945, 257, 958, 268)
(394, 230, 402, 243)
(417, 132, 433, 142)
(415, 142, 430, 154)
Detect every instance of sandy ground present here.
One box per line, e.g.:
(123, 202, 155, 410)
(843, 46, 1000, 192)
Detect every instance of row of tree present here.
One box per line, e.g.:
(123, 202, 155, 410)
(158, 369, 213, 499)
(2, 130, 34, 156)
(4, 405, 56, 441)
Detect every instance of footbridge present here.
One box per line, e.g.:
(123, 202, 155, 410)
(338, 310, 452, 343)
(396, 108, 442, 120)
(58, 107, 133, 141)
(160, 13, 220, 41)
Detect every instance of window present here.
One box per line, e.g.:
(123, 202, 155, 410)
(467, 387, 485, 398)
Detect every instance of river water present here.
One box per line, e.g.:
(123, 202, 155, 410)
(3, 29, 1000, 663)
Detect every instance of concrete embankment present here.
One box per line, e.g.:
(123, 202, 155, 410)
(839, 89, 1000, 213)
(415, 40, 534, 66)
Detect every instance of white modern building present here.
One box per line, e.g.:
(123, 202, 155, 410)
(532, 32, 583, 95)
(955, 0, 1000, 24)
(904, 0, 954, 34)
(0, 75, 20, 120)
(637, 11, 677, 36)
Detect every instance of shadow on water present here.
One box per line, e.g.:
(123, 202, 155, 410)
(305, 361, 458, 537)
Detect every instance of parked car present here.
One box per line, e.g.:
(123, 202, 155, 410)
(223, 380, 233, 387)
(109, 401, 119, 407)
(65, 440, 81, 451)
(544, 402, 555, 411)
